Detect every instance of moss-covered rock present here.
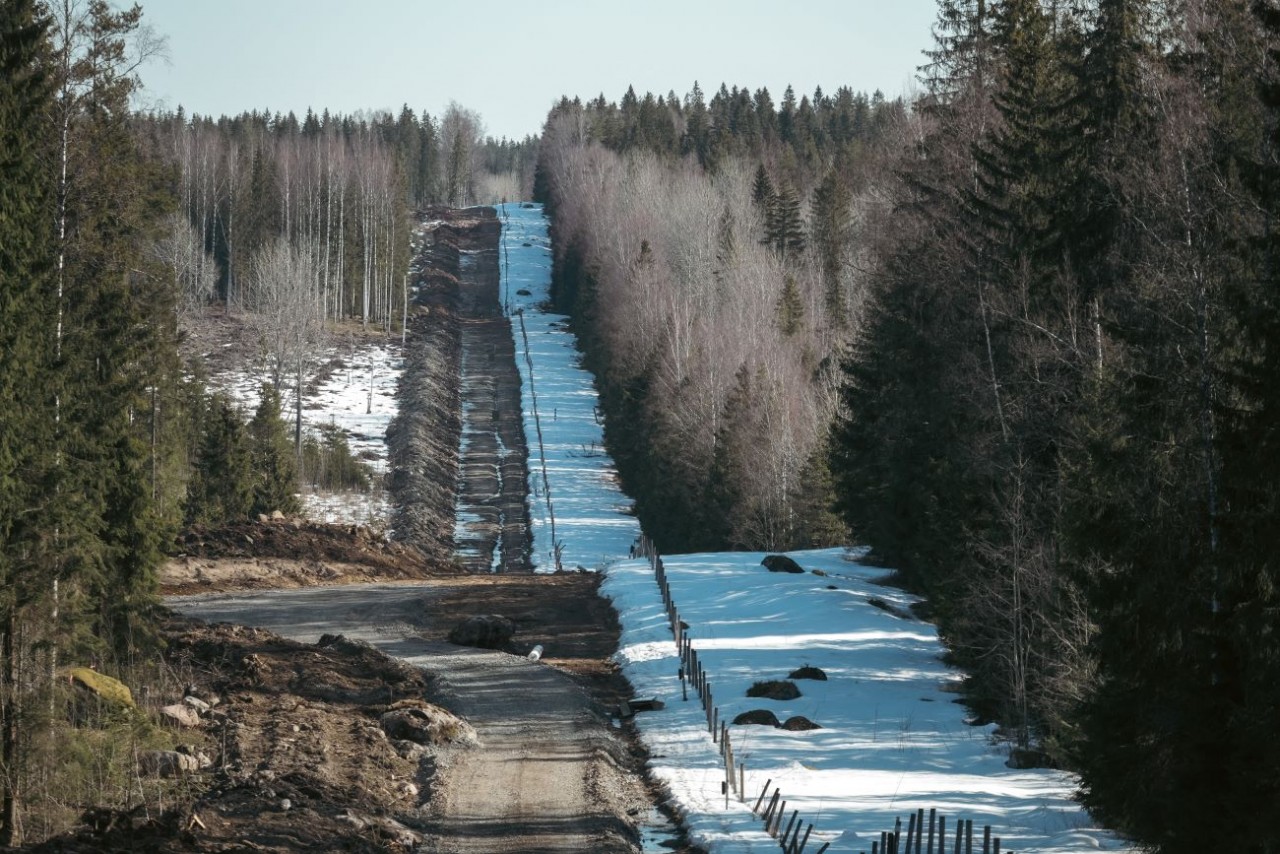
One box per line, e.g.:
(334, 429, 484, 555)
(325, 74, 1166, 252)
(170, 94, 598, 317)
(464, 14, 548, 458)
(66, 667, 134, 708)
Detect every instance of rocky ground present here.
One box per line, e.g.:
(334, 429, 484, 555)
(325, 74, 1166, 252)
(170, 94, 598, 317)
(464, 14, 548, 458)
(31, 615, 451, 853)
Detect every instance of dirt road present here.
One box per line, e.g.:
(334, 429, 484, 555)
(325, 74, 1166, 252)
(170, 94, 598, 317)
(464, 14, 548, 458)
(168, 578, 647, 853)
(444, 210, 532, 573)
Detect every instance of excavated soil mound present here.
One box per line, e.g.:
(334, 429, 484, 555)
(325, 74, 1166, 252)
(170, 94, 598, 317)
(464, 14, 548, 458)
(29, 615, 443, 853)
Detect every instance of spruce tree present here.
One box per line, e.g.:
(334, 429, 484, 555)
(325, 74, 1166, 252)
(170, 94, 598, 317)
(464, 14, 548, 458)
(1069, 5, 1280, 850)
(188, 395, 254, 525)
(776, 276, 805, 336)
(51, 0, 180, 659)
(0, 0, 54, 842)
(764, 184, 806, 261)
(919, 0, 993, 110)
(248, 384, 301, 517)
(750, 162, 774, 208)
(810, 169, 852, 325)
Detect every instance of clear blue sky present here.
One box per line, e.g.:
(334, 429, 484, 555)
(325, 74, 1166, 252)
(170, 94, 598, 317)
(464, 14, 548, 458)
(136, 0, 940, 140)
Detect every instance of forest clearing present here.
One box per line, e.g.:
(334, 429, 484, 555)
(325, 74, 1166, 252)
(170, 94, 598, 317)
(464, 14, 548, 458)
(4, 1, 1280, 852)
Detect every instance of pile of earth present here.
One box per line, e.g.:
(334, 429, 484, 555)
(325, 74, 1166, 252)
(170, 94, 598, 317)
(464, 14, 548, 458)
(163, 518, 457, 595)
(27, 615, 460, 853)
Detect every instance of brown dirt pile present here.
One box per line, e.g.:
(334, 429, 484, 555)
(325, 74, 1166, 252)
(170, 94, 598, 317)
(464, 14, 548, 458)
(163, 518, 457, 595)
(28, 616, 450, 853)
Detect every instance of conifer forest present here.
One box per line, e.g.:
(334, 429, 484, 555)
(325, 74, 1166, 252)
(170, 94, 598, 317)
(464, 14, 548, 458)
(3, 0, 1280, 851)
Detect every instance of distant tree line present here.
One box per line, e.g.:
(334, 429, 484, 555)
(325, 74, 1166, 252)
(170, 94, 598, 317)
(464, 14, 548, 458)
(538, 3, 1280, 851)
(138, 103, 537, 327)
(535, 82, 905, 551)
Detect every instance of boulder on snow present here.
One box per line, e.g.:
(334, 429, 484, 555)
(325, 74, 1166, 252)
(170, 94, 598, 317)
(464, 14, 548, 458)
(746, 680, 801, 701)
(780, 715, 822, 731)
(732, 709, 781, 727)
(762, 554, 804, 574)
(448, 614, 515, 649)
(788, 665, 828, 681)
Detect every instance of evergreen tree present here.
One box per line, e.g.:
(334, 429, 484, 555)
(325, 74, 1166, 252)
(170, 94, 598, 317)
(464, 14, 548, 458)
(0, 0, 54, 841)
(247, 384, 301, 517)
(187, 394, 253, 525)
(1070, 5, 1280, 850)
(706, 364, 753, 546)
(790, 430, 849, 549)
(810, 168, 852, 325)
(242, 145, 281, 257)
(764, 183, 806, 261)
(51, 0, 180, 659)
(750, 162, 774, 208)
(776, 275, 804, 336)
(920, 0, 993, 110)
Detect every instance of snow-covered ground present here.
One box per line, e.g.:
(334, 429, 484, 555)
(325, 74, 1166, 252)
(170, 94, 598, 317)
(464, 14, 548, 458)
(206, 335, 403, 528)
(497, 203, 643, 570)
(496, 202, 1127, 854)
(604, 551, 1126, 853)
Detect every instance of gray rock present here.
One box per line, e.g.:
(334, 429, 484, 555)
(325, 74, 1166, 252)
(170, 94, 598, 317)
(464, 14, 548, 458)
(159, 702, 201, 728)
(732, 709, 781, 727)
(788, 665, 828, 681)
(138, 750, 200, 777)
(380, 704, 477, 747)
(182, 695, 211, 713)
(780, 715, 822, 731)
(746, 680, 801, 701)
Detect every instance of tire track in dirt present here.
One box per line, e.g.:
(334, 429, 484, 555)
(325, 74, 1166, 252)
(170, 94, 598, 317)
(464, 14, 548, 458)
(390, 207, 531, 572)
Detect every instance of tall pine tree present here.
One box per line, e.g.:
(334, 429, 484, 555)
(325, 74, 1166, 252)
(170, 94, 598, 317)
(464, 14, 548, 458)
(0, 0, 55, 842)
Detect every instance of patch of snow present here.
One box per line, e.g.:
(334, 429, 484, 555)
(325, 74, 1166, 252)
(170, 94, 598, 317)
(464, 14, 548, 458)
(206, 338, 403, 530)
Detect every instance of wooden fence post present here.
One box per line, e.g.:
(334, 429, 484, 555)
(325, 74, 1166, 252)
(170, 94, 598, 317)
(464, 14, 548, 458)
(764, 790, 781, 825)
(782, 810, 799, 846)
(797, 823, 813, 854)
(754, 779, 772, 814)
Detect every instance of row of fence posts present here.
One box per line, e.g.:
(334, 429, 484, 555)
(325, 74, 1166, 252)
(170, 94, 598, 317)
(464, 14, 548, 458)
(642, 542, 1011, 854)
(646, 543, 824, 854)
(751, 793, 1006, 854)
(515, 308, 561, 570)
